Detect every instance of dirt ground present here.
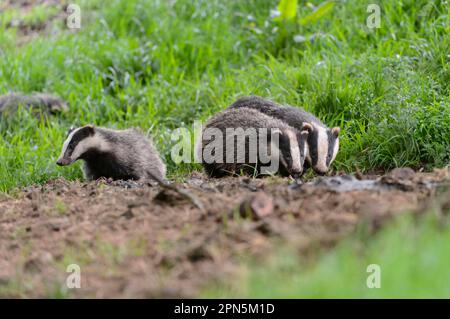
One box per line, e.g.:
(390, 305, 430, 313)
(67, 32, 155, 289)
(1, 0, 69, 42)
(0, 168, 449, 298)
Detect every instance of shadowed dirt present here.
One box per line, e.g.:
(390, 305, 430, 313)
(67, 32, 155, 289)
(0, 168, 449, 297)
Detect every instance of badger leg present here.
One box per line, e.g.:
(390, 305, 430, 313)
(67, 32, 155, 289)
(82, 163, 96, 181)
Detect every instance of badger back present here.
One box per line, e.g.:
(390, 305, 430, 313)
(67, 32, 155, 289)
(228, 96, 340, 174)
(0, 93, 67, 117)
(199, 108, 308, 177)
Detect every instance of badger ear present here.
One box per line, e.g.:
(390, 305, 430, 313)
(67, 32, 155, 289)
(302, 122, 313, 133)
(271, 128, 288, 149)
(331, 127, 340, 137)
(85, 125, 95, 135)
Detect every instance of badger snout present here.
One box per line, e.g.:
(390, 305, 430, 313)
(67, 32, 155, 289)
(291, 172, 301, 179)
(315, 169, 328, 176)
(56, 158, 70, 166)
(313, 163, 329, 176)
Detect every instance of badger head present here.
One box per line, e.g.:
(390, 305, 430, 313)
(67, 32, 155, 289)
(275, 123, 311, 178)
(35, 93, 68, 115)
(56, 125, 108, 166)
(306, 124, 340, 175)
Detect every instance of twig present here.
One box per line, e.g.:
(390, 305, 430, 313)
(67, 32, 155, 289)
(146, 171, 206, 214)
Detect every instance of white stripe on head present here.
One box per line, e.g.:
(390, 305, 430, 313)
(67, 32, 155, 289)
(58, 127, 82, 162)
(285, 129, 301, 173)
(315, 125, 328, 173)
(71, 134, 109, 160)
(301, 131, 309, 159)
(58, 127, 110, 164)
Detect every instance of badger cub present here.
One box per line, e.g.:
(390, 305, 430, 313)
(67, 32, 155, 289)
(57, 125, 166, 182)
(197, 107, 311, 178)
(0, 92, 68, 117)
(228, 96, 340, 175)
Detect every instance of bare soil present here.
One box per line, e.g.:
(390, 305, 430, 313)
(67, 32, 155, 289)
(0, 168, 449, 298)
(1, 0, 68, 42)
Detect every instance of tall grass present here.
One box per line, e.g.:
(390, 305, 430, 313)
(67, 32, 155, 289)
(0, 0, 448, 191)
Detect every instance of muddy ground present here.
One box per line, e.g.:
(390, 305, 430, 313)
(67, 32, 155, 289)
(0, 168, 449, 298)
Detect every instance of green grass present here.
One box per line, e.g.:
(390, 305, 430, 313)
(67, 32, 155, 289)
(203, 210, 450, 298)
(1, 4, 60, 31)
(0, 0, 449, 191)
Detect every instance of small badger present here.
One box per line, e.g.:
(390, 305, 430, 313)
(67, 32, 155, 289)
(56, 125, 166, 182)
(228, 96, 340, 175)
(0, 92, 68, 117)
(197, 107, 311, 178)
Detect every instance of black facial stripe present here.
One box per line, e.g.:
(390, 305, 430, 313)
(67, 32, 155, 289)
(308, 130, 319, 166)
(326, 130, 337, 166)
(293, 131, 308, 173)
(298, 133, 305, 155)
(278, 134, 292, 171)
(65, 127, 92, 157)
(298, 132, 307, 159)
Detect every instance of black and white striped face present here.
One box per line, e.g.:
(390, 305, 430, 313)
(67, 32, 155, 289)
(277, 126, 310, 178)
(306, 125, 340, 175)
(56, 125, 98, 166)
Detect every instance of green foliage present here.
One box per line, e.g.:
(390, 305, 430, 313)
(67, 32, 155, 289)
(299, 1, 336, 25)
(274, 0, 336, 24)
(203, 212, 450, 298)
(276, 0, 298, 21)
(0, 0, 449, 191)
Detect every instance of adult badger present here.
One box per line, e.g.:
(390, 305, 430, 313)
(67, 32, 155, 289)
(228, 96, 340, 175)
(197, 107, 311, 178)
(56, 125, 166, 182)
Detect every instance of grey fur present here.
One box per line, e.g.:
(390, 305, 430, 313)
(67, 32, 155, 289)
(229, 96, 323, 126)
(0, 92, 68, 117)
(57, 125, 166, 182)
(198, 107, 309, 178)
(228, 96, 340, 174)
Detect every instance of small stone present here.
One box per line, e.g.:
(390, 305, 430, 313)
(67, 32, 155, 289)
(121, 210, 134, 219)
(239, 192, 274, 220)
(387, 167, 415, 181)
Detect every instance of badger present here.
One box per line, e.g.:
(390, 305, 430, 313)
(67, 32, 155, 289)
(56, 125, 166, 182)
(228, 96, 340, 175)
(197, 107, 311, 178)
(0, 92, 68, 117)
